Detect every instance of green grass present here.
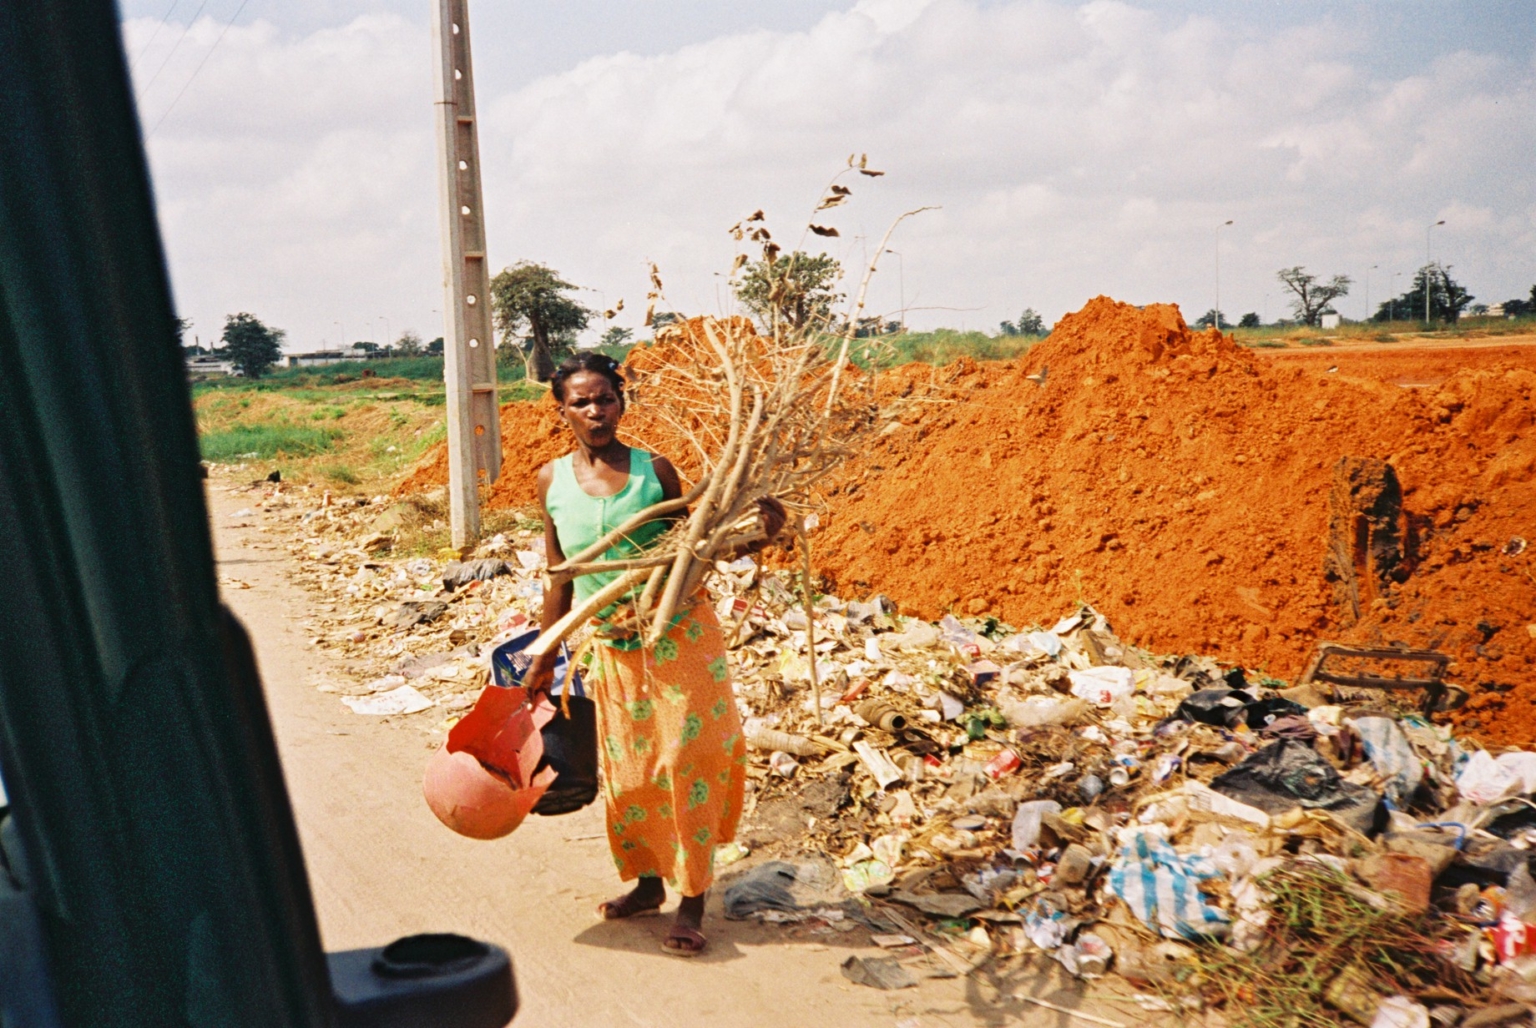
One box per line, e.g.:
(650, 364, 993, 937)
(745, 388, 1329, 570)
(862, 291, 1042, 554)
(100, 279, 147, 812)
(848, 329, 1039, 370)
(317, 464, 359, 485)
(199, 423, 343, 461)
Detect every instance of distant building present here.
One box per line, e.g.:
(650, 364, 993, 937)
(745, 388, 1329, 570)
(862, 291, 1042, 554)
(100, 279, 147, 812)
(1320, 313, 1341, 329)
(285, 350, 352, 367)
(1488, 303, 1507, 318)
(185, 354, 234, 377)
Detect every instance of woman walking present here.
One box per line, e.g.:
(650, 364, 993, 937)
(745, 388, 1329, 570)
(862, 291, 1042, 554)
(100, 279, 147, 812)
(525, 352, 781, 957)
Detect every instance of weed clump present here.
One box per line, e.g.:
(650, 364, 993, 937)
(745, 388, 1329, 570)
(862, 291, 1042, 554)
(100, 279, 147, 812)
(1171, 865, 1483, 1027)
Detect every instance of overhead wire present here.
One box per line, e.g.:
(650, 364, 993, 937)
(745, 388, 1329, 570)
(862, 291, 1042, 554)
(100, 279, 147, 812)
(145, 0, 252, 140)
(135, 0, 209, 100)
(129, 0, 182, 72)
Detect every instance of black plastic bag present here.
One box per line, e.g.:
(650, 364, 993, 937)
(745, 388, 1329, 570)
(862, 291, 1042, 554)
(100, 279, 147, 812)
(1211, 739, 1384, 836)
(1177, 687, 1254, 728)
(490, 629, 599, 816)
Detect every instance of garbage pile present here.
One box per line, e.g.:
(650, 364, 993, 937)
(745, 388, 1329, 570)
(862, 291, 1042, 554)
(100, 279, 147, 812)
(223, 474, 1536, 1027)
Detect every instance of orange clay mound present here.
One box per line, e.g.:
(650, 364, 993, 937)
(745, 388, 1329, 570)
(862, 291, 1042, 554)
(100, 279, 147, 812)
(401, 298, 1536, 743)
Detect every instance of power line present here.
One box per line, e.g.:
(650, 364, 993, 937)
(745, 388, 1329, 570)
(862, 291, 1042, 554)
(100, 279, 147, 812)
(129, 0, 182, 72)
(146, 0, 251, 140)
(135, 0, 209, 100)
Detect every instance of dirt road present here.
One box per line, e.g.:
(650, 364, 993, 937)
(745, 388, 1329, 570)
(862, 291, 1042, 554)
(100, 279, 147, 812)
(206, 481, 1138, 1028)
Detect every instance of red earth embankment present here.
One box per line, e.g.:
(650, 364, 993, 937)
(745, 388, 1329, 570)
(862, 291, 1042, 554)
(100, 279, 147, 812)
(400, 299, 1536, 743)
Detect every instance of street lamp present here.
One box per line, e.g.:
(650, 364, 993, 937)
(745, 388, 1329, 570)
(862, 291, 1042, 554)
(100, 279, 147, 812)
(885, 249, 905, 330)
(1425, 219, 1445, 323)
(1365, 264, 1378, 322)
(1215, 220, 1233, 329)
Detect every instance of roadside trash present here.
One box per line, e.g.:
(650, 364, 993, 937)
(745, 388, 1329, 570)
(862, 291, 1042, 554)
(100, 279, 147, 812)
(714, 841, 750, 868)
(1355, 853, 1433, 914)
(984, 748, 1021, 779)
(1177, 687, 1254, 728)
(889, 891, 985, 918)
(442, 558, 511, 590)
(720, 859, 848, 920)
(1325, 966, 1388, 1025)
(1069, 666, 1135, 707)
(1210, 739, 1385, 835)
(1353, 717, 1425, 808)
(342, 683, 434, 715)
(381, 600, 449, 630)
(1459, 751, 1526, 806)
(260, 473, 1529, 1021)
(1012, 800, 1062, 850)
(1055, 843, 1094, 886)
(1371, 996, 1430, 1028)
(840, 955, 916, 990)
(768, 751, 799, 777)
(1056, 933, 1113, 978)
(744, 722, 821, 756)
(1104, 825, 1229, 940)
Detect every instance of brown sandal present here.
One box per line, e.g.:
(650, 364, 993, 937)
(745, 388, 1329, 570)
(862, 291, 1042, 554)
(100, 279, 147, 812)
(596, 891, 662, 920)
(661, 924, 706, 957)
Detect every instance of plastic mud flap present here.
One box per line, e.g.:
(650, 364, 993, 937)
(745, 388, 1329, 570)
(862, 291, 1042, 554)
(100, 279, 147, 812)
(328, 935, 516, 1028)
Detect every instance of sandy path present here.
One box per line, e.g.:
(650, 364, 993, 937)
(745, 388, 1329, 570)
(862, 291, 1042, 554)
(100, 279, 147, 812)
(205, 479, 1144, 1028)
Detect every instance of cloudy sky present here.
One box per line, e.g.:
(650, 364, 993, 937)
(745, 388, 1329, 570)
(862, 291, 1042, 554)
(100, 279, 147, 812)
(119, 0, 1536, 350)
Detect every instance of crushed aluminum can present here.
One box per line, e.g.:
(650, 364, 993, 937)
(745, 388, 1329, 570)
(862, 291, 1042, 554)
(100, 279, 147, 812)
(985, 748, 1021, 779)
(1490, 914, 1536, 963)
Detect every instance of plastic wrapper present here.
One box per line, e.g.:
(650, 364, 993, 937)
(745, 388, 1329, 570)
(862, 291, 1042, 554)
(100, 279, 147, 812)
(1104, 824, 1230, 940)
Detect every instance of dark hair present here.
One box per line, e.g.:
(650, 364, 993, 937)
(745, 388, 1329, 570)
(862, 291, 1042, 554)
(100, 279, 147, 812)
(550, 352, 625, 405)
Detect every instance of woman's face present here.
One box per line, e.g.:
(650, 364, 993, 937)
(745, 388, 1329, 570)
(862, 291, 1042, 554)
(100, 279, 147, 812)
(558, 370, 624, 448)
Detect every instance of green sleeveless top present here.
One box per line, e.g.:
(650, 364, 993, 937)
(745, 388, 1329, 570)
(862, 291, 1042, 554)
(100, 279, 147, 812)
(545, 448, 670, 649)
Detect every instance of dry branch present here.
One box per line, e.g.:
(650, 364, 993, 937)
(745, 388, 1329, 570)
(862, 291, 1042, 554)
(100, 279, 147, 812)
(523, 188, 926, 658)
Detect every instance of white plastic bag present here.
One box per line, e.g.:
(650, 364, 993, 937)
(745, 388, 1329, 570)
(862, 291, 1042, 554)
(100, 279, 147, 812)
(1011, 800, 1062, 850)
(1068, 666, 1136, 707)
(1457, 749, 1520, 805)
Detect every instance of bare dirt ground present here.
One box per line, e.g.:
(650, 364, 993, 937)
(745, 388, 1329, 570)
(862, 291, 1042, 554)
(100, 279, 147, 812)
(1252, 331, 1536, 355)
(206, 481, 1151, 1028)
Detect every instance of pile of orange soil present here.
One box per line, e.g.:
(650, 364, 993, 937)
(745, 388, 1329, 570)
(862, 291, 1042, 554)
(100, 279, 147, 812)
(400, 299, 1536, 743)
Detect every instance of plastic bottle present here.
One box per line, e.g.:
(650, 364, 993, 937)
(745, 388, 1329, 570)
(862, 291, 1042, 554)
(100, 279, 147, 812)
(744, 725, 821, 757)
(1011, 800, 1062, 850)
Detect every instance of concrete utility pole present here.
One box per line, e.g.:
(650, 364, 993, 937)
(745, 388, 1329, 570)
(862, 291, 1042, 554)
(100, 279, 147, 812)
(433, 0, 501, 547)
(1424, 219, 1445, 324)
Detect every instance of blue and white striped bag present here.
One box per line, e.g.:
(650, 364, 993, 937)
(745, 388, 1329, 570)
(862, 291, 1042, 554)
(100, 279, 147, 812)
(1104, 825, 1230, 940)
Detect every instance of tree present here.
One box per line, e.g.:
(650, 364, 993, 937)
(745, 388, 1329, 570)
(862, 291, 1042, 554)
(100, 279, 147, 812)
(735, 251, 843, 331)
(489, 261, 591, 381)
(350, 341, 379, 355)
(1373, 264, 1475, 324)
(1000, 308, 1046, 336)
(426, 336, 444, 356)
(1277, 267, 1351, 327)
(1238, 312, 1261, 328)
(175, 316, 193, 346)
(395, 330, 424, 356)
(220, 313, 284, 378)
(1193, 309, 1230, 330)
(599, 326, 633, 349)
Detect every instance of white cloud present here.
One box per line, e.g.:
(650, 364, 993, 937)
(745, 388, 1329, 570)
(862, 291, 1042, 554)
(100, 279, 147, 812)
(129, 1, 1536, 349)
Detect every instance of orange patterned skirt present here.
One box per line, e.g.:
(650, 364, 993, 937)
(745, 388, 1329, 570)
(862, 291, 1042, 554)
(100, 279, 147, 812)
(588, 599, 746, 896)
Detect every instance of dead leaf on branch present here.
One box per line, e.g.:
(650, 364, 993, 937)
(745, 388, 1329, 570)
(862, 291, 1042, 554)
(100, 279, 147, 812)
(809, 224, 841, 237)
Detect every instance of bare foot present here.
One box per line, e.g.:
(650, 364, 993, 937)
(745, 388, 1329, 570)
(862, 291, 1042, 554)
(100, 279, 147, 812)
(597, 878, 664, 920)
